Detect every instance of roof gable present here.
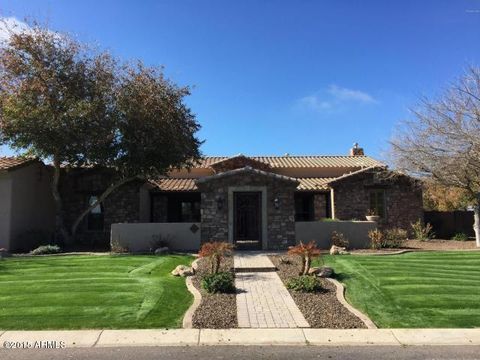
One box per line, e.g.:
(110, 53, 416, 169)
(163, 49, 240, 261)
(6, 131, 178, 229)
(209, 154, 271, 173)
(196, 166, 299, 185)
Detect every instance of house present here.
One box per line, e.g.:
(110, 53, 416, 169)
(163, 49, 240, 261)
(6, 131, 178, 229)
(61, 144, 423, 251)
(0, 157, 55, 251)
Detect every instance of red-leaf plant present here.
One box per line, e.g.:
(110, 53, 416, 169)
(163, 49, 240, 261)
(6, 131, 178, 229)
(198, 242, 234, 274)
(287, 241, 321, 275)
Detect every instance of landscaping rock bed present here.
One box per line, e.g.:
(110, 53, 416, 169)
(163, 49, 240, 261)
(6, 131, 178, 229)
(191, 256, 237, 328)
(269, 255, 366, 329)
(404, 239, 477, 250)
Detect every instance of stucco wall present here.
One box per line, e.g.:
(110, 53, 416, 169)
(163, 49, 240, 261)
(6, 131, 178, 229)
(0, 174, 12, 250)
(111, 222, 200, 252)
(7, 163, 55, 251)
(295, 220, 376, 249)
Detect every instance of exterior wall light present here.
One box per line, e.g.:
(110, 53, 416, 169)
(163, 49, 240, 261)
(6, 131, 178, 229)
(215, 195, 224, 210)
(273, 197, 280, 209)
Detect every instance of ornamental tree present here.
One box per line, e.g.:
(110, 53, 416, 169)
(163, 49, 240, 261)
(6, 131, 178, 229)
(0, 22, 202, 243)
(390, 66, 480, 247)
(288, 241, 321, 275)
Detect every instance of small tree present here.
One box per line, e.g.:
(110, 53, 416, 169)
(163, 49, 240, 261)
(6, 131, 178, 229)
(0, 21, 202, 243)
(390, 66, 480, 247)
(288, 241, 321, 275)
(198, 242, 234, 274)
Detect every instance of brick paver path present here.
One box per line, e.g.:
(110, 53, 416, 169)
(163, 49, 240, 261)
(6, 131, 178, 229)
(233, 252, 276, 272)
(234, 253, 310, 328)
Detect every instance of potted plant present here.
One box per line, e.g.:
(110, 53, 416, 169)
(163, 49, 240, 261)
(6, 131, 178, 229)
(366, 209, 380, 222)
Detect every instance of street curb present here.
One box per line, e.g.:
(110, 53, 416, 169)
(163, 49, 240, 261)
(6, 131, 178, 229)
(182, 258, 202, 329)
(326, 278, 377, 329)
(1, 329, 480, 347)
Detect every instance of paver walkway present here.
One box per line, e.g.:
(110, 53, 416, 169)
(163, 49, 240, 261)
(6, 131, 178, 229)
(234, 252, 310, 328)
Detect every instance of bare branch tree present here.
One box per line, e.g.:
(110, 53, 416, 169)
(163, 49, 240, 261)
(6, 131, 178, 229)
(390, 65, 480, 247)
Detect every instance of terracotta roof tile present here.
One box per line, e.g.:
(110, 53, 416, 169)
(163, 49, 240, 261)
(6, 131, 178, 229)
(151, 176, 337, 192)
(0, 157, 36, 171)
(150, 178, 198, 192)
(296, 177, 333, 191)
(195, 155, 384, 169)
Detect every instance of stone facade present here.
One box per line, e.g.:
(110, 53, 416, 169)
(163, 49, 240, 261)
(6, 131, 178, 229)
(151, 194, 168, 222)
(60, 169, 143, 248)
(331, 170, 423, 231)
(196, 170, 298, 250)
(313, 193, 328, 220)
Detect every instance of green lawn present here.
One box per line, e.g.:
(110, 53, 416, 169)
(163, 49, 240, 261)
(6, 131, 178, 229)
(0, 254, 194, 330)
(319, 251, 480, 328)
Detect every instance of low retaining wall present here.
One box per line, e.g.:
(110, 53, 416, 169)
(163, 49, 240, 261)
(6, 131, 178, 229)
(295, 221, 376, 249)
(111, 223, 201, 252)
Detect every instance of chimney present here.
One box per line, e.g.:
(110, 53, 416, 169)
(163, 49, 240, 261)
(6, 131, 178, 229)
(350, 142, 364, 156)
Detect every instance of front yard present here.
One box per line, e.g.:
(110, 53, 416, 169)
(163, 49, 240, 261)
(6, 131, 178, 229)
(0, 254, 194, 330)
(321, 251, 480, 328)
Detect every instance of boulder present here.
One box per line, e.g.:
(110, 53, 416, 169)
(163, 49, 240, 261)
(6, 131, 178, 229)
(154, 247, 169, 255)
(318, 266, 334, 278)
(171, 265, 194, 277)
(329, 245, 349, 255)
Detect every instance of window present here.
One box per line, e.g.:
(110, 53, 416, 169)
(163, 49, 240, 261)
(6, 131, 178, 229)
(166, 193, 201, 222)
(369, 190, 386, 218)
(295, 193, 314, 221)
(180, 201, 201, 222)
(87, 195, 104, 231)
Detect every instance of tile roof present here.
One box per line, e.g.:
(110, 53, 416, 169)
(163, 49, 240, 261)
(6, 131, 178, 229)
(0, 157, 37, 171)
(195, 155, 384, 169)
(149, 178, 198, 192)
(296, 177, 333, 191)
(151, 176, 335, 192)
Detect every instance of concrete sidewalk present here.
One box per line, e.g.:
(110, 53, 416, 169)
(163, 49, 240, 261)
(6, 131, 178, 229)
(1, 329, 480, 348)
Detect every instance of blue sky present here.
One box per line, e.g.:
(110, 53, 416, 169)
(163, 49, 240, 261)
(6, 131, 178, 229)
(0, 1, 479, 161)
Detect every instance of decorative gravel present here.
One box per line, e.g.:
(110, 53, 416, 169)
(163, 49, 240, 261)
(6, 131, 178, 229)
(403, 239, 477, 250)
(269, 255, 366, 329)
(191, 256, 237, 328)
(351, 239, 478, 254)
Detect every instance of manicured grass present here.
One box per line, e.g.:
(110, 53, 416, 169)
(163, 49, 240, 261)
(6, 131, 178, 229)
(0, 254, 194, 330)
(318, 252, 480, 328)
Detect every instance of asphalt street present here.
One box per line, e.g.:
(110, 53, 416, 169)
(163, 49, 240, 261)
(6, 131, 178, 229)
(1, 346, 480, 360)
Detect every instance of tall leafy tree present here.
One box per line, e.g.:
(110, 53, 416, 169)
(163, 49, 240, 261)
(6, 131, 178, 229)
(0, 22, 202, 243)
(390, 66, 480, 246)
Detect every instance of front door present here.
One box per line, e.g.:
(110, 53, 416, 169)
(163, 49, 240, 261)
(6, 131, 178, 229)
(233, 192, 262, 250)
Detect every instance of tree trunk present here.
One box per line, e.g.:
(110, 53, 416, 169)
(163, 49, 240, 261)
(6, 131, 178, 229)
(474, 193, 480, 248)
(70, 176, 138, 237)
(304, 255, 311, 275)
(52, 156, 71, 244)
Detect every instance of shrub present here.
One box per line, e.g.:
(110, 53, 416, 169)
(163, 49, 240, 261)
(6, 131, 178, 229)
(201, 271, 235, 293)
(110, 238, 129, 253)
(452, 232, 469, 241)
(331, 231, 349, 248)
(29, 245, 61, 255)
(288, 241, 321, 275)
(368, 229, 384, 250)
(411, 220, 435, 241)
(384, 228, 408, 248)
(286, 275, 322, 292)
(199, 241, 234, 274)
(321, 218, 339, 222)
(149, 234, 173, 252)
